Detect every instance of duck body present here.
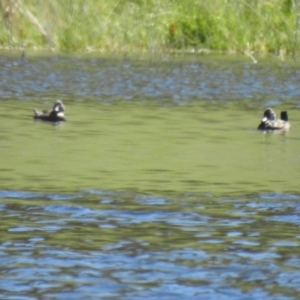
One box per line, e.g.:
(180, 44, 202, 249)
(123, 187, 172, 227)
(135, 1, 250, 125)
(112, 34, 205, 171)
(33, 100, 66, 122)
(257, 108, 290, 131)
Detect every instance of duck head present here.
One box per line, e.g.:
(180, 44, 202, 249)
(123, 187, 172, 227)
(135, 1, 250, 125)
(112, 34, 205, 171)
(261, 108, 276, 122)
(53, 100, 65, 113)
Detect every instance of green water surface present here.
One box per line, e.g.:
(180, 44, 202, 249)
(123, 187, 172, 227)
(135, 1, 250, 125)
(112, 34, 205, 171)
(1, 99, 299, 196)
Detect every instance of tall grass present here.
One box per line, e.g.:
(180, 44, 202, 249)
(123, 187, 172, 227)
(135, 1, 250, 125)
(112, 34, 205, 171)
(0, 0, 299, 54)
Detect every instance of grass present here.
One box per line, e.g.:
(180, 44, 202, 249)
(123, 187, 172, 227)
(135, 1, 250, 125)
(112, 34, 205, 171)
(0, 0, 299, 55)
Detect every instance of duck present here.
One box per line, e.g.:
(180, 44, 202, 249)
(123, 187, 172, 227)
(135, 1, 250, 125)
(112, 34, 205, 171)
(257, 108, 290, 131)
(33, 100, 66, 122)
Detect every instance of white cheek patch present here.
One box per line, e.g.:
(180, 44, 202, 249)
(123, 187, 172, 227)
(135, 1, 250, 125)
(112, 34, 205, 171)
(55, 105, 60, 112)
(262, 116, 267, 122)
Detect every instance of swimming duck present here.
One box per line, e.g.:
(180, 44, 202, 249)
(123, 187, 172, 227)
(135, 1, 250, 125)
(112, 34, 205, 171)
(257, 108, 290, 131)
(33, 100, 66, 122)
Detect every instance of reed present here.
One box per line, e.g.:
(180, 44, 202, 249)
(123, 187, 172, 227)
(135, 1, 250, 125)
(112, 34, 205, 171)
(0, 0, 298, 54)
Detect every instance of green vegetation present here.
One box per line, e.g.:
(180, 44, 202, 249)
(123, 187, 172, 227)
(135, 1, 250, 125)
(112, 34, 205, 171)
(0, 0, 299, 54)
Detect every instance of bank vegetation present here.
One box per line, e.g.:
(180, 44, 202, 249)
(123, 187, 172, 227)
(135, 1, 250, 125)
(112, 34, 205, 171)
(0, 0, 299, 55)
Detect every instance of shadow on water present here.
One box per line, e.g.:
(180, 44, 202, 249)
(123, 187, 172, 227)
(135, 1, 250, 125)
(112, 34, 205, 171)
(0, 51, 300, 299)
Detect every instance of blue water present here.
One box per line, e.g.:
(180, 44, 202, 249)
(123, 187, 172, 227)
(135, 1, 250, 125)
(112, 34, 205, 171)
(1, 52, 300, 299)
(0, 189, 300, 299)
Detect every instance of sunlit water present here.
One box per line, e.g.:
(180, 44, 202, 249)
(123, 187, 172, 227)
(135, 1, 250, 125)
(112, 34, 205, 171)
(0, 51, 300, 299)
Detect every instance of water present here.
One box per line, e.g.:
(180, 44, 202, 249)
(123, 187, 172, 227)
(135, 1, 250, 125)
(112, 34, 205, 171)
(0, 51, 300, 299)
